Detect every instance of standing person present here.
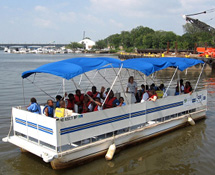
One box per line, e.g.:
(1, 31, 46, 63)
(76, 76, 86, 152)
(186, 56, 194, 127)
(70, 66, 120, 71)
(43, 99, 54, 117)
(27, 97, 41, 114)
(74, 89, 84, 113)
(126, 76, 137, 103)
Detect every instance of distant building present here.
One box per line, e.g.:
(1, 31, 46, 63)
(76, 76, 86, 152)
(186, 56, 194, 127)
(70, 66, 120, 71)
(78, 38, 95, 50)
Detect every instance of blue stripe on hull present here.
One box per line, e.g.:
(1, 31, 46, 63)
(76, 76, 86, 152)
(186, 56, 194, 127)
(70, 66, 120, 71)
(60, 101, 183, 135)
(15, 117, 53, 135)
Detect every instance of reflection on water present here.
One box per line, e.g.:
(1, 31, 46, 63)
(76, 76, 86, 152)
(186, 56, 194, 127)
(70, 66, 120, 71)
(0, 51, 215, 175)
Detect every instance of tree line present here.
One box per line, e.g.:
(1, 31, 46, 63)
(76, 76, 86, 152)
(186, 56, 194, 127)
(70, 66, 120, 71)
(94, 24, 215, 52)
(66, 24, 215, 52)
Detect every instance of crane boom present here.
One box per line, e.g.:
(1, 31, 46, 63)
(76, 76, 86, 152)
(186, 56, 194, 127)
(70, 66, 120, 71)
(185, 16, 215, 34)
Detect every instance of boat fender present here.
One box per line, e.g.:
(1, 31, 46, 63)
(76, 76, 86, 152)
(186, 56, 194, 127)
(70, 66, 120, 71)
(188, 116, 195, 126)
(105, 143, 116, 161)
(2, 137, 8, 142)
(42, 152, 55, 163)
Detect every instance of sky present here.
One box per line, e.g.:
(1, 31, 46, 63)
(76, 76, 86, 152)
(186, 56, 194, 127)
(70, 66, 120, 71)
(0, 0, 215, 44)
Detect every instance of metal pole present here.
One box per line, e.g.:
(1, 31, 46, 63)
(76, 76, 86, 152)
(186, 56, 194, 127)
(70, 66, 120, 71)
(177, 70, 181, 94)
(63, 79, 65, 99)
(194, 63, 205, 92)
(102, 64, 123, 107)
(163, 67, 178, 97)
(111, 66, 129, 104)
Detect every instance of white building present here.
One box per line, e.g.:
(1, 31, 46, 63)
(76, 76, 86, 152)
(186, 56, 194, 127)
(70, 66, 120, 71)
(78, 38, 95, 50)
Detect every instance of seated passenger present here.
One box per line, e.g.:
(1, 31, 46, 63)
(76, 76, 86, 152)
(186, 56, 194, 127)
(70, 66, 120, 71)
(104, 90, 119, 109)
(66, 93, 75, 110)
(175, 79, 184, 95)
(55, 95, 62, 108)
(55, 100, 73, 118)
(91, 86, 100, 99)
(156, 84, 165, 99)
(139, 84, 145, 98)
(148, 90, 158, 102)
(93, 97, 103, 111)
(100, 86, 107, 100)
(75, 89, 84, 113)
(141, 91, 149, 103)
(184, 81, 193, 94)
(27, 97, 41, 114)
(150, 83, 158, 90)
(82, 95, 92, 113)
(43, 99, 54, 117)
(116, 97, 126, 107)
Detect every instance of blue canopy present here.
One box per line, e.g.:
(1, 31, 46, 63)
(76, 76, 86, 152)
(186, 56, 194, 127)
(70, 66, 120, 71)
(22, 57, 204, 80)
(22, 57, 121, 80)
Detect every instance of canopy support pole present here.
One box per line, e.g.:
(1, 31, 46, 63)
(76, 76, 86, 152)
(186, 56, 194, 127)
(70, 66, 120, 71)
(71, 78, 78, 89)
(177, 70, 181, 94)
(22, 79, 25, 105)
(137, 71, 146, 83)
(78, 74, 83, 86)
(194, 63, 205, 92)
(102, 64, 123, 107)
(26, 78, 55, 100)
(55, 83, 63, 98)
(163, 67, 178, 97)
(83, 70, 98, 92)
(70, 75, 97, 104)
(63, 79, 66, 100)
(97, 71, 112, 87)
(111, 66, 129, 104)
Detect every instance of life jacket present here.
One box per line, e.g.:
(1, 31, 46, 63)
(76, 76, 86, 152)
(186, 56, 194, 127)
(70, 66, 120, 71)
(150, 94, 158, 100)
(43, 105, 54, 117)
(75, 94, 84, 105)
(28, 103, 41, 114)
(105, 97, 117, 109)
(92, 92, 99, 99)
(82, 101, 91, 113)
(55, 108, 65, 118)
(66, 99, 74, 110)
(184, 86, 191, 94)
(94, 105, 99, 111)
(156, 90, 164, 99)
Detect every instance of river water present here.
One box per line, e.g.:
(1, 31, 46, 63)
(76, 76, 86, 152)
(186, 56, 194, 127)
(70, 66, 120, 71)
(0, 51, 215, 175)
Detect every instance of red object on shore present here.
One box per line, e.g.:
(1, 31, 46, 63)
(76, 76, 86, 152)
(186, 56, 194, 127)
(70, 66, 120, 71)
(197, 47, 215, 58)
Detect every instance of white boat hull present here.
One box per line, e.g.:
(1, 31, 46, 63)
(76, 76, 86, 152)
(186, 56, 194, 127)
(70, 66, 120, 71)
(50, 109, 206, 169)
(2, 90, 207, 169)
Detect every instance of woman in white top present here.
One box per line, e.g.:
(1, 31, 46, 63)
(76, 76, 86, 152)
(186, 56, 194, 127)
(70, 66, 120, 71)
(126, 76, 137, 103)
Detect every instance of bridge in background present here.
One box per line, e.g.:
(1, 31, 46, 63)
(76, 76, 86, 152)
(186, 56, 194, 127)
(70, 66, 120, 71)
(0, 43, 68, 48)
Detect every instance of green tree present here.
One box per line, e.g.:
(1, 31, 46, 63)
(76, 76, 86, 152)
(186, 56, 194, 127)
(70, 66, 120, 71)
(67, 42, 84, 49)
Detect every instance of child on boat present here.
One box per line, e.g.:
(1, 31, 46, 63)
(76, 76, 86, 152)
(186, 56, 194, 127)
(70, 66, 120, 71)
(116, 97, 126, 107)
